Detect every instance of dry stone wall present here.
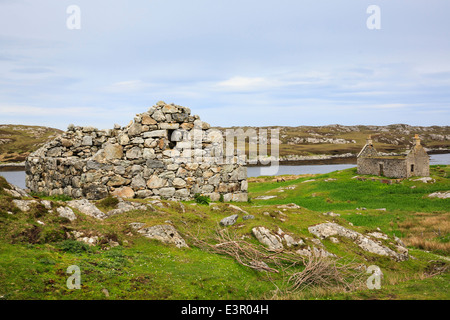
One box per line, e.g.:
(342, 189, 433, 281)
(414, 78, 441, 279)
(25, 101, 248, 202)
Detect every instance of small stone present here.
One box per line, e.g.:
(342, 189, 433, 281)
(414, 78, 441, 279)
(82, 136, 93, 146)
(220, 214, 239, 226)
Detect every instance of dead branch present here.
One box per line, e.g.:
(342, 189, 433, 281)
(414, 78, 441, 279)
(184, 227, 301, 273)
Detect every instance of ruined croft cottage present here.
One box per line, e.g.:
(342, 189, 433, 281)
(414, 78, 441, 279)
(357, 134, 429, 178)
(25, 101, 248, 201)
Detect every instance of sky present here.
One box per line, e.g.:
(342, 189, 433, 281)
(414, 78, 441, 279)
(0, 0, 449, 130)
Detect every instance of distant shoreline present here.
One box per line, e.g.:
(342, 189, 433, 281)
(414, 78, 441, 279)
(1, 149, 448, 171)
(0, 162, 25, 171)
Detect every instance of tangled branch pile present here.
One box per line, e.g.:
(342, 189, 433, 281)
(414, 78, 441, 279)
(286, 256, 365, 293)
(184, 227, 366, 295)
(185, 227, 300, 273)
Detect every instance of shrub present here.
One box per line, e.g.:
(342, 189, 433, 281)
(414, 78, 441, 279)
(42, 228, 66, 243)
(219, 194, 224, 203)
(57, 239, 91, 254)
(194, 193, 210, 205)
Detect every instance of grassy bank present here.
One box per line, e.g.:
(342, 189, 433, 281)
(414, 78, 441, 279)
(0, 166, 448, 300)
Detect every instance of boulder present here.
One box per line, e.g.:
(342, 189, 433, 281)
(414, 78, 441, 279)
(220, 214, 239, 226)
(252, 227, 283, 250)
(57, 206, 77, 221)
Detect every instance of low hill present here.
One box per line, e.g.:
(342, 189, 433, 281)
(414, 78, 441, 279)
(214, 124, 450, 161)
(0, 125, 63, 163)
(0, 165, 448, 300)
(1, 123, 449, 164)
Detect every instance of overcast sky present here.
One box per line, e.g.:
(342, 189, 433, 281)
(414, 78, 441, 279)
(0, 0, 449, 130)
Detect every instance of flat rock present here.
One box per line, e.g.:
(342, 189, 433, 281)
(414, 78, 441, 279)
(254, 196, 277, 200)
(134, 224, 188, 248)
(428, 191, 450, 199)
(67, 199, 107, 220)
(308, 222, 408, 261)
(412, 177, 435, 183)
(227, 204, 248, 215)
(107, 200, 148, 216)
(12, 199, 38, 212)
(4, 183, 29, 198)
(277, 203, 301, 209)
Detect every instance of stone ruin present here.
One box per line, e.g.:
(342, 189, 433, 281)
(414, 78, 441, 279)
(25, 101, 248, 202)
(357, 134, 429, 178)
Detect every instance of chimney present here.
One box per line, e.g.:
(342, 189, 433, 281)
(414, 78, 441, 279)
(366, 135, 373, 146)
(414, 134, 421, 147)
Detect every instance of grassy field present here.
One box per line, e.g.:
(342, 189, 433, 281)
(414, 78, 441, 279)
(0, 166, 449, 300)
(0, 125, 62, 163)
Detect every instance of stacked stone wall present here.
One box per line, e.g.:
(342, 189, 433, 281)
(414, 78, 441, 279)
(357, 157, 408, 178)
(25, 101, 248, 201)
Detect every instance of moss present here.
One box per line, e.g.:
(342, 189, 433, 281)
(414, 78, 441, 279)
(97, 196, 119, 209)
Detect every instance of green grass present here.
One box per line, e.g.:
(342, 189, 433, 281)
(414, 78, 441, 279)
(0, 166, 449, 300)
(249, 166, 449, 213)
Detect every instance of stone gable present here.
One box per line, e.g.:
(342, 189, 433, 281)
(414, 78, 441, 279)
(25, 101, 248, 201)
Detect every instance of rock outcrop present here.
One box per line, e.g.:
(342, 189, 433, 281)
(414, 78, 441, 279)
(130, 223, 188, 248)
(308, 222, 409, 261)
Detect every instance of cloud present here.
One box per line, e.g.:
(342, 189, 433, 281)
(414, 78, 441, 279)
(10, 67, 53, 74)
(103, 80, 155, 93)
(213, 76, 280, 92)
